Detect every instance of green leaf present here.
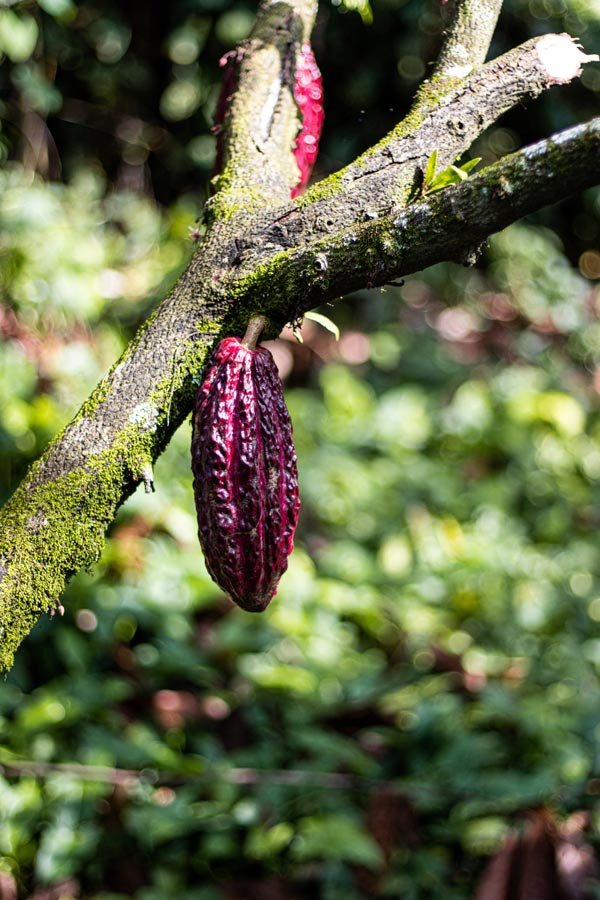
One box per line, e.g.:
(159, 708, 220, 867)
(304, 310, 340, 340)
(428, 167, 463, 192)
(292, 815, 384, 869)
(424, 149, 438, 187)
(450, 164, 469, 181)
(426, 157, 482, 193)
(11, 64, 62, 114)
(0, 10, 38, 62)
(460, 157, 482, 174)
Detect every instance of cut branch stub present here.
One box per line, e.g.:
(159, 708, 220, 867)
(191, 333, 300, 612)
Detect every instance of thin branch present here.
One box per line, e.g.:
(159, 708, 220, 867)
(349, 33, 593, 185)
(0, 757, 373, 791)
(430, 0, 503, 84)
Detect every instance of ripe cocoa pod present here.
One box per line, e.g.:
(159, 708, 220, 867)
(291, 43, 324, 198)
(191, 335, 300, 612)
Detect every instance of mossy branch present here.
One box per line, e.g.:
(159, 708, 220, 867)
(1, 0, 599, 670)
(229, 118, 600, 310)
(0, 0, 318, 671)
(249, 32, 596, 256)
(208, 0, 317, 217)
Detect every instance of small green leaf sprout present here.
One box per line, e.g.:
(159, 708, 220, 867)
(423, 150, 482, 194)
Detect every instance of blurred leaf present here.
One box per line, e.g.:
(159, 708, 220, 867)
(0, 10, 37, 62)
(334, 0, 373, 25)
(36, 0, 76, 19)
(291, 815, 384, 868)
(305, 310, 341, 341)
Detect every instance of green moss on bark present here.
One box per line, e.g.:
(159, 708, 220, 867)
(0, 320, 222, 671)
(0, 467, 122, 671)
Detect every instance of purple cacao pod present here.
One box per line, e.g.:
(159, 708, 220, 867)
(191, 337, 300, 612)
(291, 42, 324, 198)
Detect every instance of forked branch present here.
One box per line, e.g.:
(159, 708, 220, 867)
(0, 0, 598, 670)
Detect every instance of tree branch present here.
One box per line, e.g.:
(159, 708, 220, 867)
(0, 756, 372, 790)
(0, 0, 598, 670)
(229, 117, 600, 310)
(430, 0, 503, 84)
(0, 0, 318, 671)
(209, 0, 317, 216)
(248, 33, 596, 256)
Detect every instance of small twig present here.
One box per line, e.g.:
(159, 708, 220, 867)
(141, 462, 155, 494)
(0, 757, 377, 791)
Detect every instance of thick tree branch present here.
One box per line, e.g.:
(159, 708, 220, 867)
(0, 0, 598, 669)
(209, 0, 317, 215)
(0, 0, 318, 670)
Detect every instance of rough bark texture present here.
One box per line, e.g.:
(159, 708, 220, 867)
(431, 0, 503, 83)
(0, 0, 598, 670)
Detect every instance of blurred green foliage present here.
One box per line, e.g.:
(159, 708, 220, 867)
(1, 0, 600, 897)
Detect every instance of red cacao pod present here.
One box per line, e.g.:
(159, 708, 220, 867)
(292, 42, 324, 198)
(191, 336, 300, 611)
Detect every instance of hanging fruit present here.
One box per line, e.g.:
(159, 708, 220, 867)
(191, 318, 300, 611)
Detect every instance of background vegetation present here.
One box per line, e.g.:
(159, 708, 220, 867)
(1, 0, 600, 897)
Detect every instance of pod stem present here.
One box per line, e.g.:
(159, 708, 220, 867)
(241, 315, 267, 350)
